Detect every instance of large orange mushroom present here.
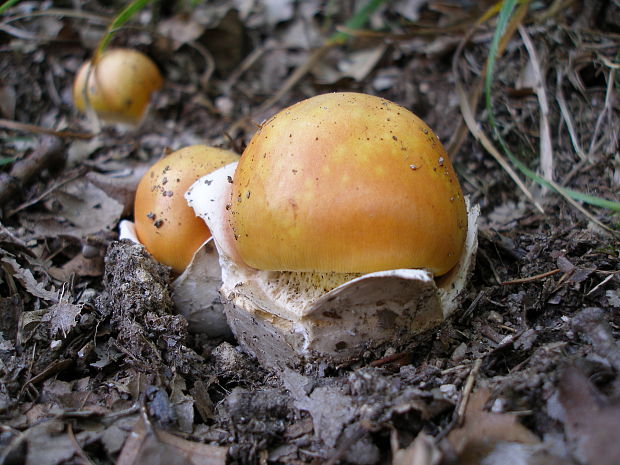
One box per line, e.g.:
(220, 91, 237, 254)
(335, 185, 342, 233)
(229, 92, 468, 277)
(187, 93, 478, 369)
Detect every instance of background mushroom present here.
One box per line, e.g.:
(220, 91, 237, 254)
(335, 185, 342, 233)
(73, 48, 163, 125)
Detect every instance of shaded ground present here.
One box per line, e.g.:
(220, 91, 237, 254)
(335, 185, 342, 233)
(0, 1, 619, 464)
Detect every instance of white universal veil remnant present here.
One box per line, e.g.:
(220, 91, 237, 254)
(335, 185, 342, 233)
(188, 93, 479, 370)
(119, 221, 230, 337)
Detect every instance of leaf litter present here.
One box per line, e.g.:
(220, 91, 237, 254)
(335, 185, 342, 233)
(0, 1, 619, 464)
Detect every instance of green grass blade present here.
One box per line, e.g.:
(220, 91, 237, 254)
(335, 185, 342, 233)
(328, 0, 388, 44)
(507, 153, 620, 211)
(95, 0, 153, 58)
(484, 0, 517, 142)
(484, 0, 620, 213)
(0, 0, 21, 16)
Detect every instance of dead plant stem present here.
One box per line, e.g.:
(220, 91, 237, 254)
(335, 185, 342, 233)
(457, 358, 482, 426)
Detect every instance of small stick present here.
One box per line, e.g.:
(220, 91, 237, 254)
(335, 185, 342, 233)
(67, 423, 96, 465)
(6, 166, 89, 218)
(456, 358, 482, 426)
(0, 118, 93, 139)
(370, 350, 411, 367)
(0, 136, 65, 211)
(587, 273, 617, 296)
(500, 268, 561, 285)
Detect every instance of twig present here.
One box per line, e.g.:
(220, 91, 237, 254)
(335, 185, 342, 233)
(370, 350, 411, 367)
(555, 69, 587, 160)
(500, 268, 561, 285)
(2, 8, 109, 25)
(258, 43, 335, 114)
(19, 358, 73, 399)
(588, 55, 617, 156)
(458, 290, 485, 322)
(441, 363, 470, 375)
(221, 43, 272, 94)
(227, 44, 336, 136)
(519, 25, 553, 183)
(228, 0, 387, 135)
(455, 83, 545, 214)
(447, 77, 483, 159)
(67, 423, 96, 465)
(0, 136, 65, 211)
(0, 118, 94, 139)
(187, 40, 215, 91)
(587, 273, 618, 296)
(6, 166, 89, 218)
(456, 358, 482, 426)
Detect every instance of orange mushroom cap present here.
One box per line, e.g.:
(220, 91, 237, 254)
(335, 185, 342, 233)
(229, 92, 468, 276)
(135, 145, 239, 274)
(73, 48, 163, 124)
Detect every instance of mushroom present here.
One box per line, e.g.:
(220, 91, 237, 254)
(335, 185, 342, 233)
(133, 145, 239, 274)
(73, 48, 163, 124)
(187, 92, 479, 370)
(120, 145, 239, 336)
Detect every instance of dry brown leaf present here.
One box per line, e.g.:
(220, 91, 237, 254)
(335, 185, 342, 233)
(447, 388, 539, 464)
(557, 365, 620, 465)
(48, 253, 104, 281)
(85, 163, 149, 217)
(392, 432, 441, 465)
(158, 15, 205, 51)
(21, 178, 124, 240)
(44, 302, 83, 338)
(1, 257, 59, 302)
(313, 45, 387, 84)
(116, 411, 227, 465)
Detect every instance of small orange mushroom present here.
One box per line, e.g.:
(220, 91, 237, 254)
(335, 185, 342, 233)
(73, 48, 163, 124)
(134, 145, 239, 274)
(229, 92, 468, 277)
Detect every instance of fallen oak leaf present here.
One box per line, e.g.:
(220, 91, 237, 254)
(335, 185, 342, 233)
(43, 302, 83, 338)
(2, 257, 60, 302)
(116, 410, 227, 465)
(392, 432, 442, 465)
(557, 365, 620, 465)
(447, 387, 539, 464)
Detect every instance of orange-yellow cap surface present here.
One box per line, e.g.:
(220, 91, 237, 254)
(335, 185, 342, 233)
(229, 92, 468, 276)
(135, 145, 239, 274)
(73, 48, 163, 124)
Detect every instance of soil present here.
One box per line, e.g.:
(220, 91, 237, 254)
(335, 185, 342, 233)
(0, 1, 619, 465)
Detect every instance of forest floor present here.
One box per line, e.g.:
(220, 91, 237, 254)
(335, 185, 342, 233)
(0, 1, 619, 464)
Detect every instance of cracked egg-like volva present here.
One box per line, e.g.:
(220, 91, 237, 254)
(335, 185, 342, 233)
(186, 93, 479, 369)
